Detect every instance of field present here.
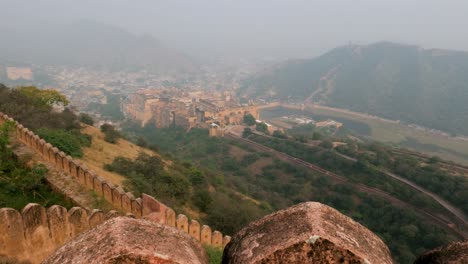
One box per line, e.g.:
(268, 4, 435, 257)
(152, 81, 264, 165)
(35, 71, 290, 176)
(260, 105, 468, 165)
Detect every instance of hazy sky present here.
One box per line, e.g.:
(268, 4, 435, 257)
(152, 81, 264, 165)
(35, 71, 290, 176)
(2, 0, 468, 59)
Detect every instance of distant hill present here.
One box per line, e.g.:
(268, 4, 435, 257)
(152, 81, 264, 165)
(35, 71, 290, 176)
(244, 42, 468, 136)
(0, 21, 197, 74)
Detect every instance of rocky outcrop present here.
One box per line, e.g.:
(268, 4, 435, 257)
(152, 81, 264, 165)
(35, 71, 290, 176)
(413, 240, 467, 264)
(222, 202, 392, 264)
(42, 217, 209, 264)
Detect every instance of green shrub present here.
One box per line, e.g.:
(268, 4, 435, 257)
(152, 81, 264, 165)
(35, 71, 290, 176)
(204, 245, 223, 264)
(193, 190, 212, 212)
(36, 128, 84, 157)
(79, 113, 94, 126)
(243, 114, 256, 126)
(100, 124, 121, 144)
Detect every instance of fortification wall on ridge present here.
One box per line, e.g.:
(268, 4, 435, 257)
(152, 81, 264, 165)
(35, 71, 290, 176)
(0, 203, 124, 264)
(0, 113, 230, 253)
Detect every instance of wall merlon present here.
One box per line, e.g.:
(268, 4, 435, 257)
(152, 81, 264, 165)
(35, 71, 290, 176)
(51, 147, 61, 168)
(102, 181, 114, 205)
(105, 210, 121, 220)
(68, 207, 89, 237)
(112, 187, 125, 210)
(165, 207, 176, 227)
(84, 170, 95, 190)
(69, 160, 78, 178)
(39, 139, 47, 156)
(22, 203, 53, 260)
(93, 176, 105, 196)
(0, 207, 26, 258)
(189, 220, 201, 241)
(32, 134, 41, 151)
(65, 156, 73, 175)
(132, 198, 143, 218)
(212, 231, 223, 247)
(47, 205, 70, 245)
(88, 209, 105, 228)
(122, 192, 134, 213)
(223, 236, 232, 247)
(200, 225, 212, 245)
(176, 214, 189, 233)
(142, 193, 164, 214)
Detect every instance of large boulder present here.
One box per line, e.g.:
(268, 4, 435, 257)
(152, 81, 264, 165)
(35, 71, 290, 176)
(222, 202, 392, 264)
(42, 217, 208, 264)
(413, 240, 467, 264)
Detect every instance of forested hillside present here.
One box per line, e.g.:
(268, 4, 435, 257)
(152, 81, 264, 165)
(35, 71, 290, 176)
(244, 42, 468, 135)
(122, 123, 463, 264)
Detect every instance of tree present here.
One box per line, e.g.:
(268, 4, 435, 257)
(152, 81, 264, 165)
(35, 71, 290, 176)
(312, 132, 322, 140)
(0, 121, 14, 154)
(17, 86, 69, 107)
(319, 140, 333, 149)
(243, 114, 256, 126)
(136, 137, 148, 147)
(272, 130, 287, 138)
(242, 127, 253, 138)
(256, 122, 269, 134)
(100, 124, 121, 144)
(79, 113, 94, 126)
(429, 156, 441, 164)
(193, 190, 212, 212)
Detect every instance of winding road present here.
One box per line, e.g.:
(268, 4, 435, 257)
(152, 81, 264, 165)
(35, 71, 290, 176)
(333, 151, 468, 226)
(225, 130, 468, 239)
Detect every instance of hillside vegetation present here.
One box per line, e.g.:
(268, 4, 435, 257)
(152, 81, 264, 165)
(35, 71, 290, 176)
(0, 85, 78, 209)
(123, 123, 462, 264)
(78, 124, 158, 186)
(245, 42, 468, 135)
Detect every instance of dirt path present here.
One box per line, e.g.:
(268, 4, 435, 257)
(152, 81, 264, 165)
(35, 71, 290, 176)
(226, 132, 468, 239)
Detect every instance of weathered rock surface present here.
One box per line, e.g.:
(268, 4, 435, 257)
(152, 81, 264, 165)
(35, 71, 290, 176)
(222, 202, 392, 264)
(42, 217, 208, 264)
(413, 240, 467, 264)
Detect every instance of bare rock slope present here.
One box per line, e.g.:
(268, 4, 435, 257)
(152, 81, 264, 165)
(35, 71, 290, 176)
(222, 202, 392, 264)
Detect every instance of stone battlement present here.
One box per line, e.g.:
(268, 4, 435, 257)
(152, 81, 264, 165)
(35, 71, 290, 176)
(0, 112, 230, 262)
(0, 203, 123, 263)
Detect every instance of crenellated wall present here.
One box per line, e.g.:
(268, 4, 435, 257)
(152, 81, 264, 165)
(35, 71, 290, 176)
(0, 112, 230, 254)
(0, 203, 126, 264)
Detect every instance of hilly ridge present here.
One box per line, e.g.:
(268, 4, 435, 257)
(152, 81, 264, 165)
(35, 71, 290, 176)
(0, 21, 197, 74)
(244, 42, 468, 136)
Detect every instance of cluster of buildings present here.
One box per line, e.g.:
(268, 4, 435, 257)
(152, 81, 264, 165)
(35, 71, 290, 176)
(122, 88, 259, 135)
(5, 67, 33, 80)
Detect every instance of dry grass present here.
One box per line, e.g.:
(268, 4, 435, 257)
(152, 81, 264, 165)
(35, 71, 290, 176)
(233, 190, 261, 205)
(79, 125, 157, 187)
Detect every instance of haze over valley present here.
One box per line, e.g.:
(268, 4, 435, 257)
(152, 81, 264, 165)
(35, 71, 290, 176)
(1, 1, 468, 263)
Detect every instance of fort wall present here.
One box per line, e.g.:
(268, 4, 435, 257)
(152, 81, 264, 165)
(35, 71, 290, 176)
(0, 112, 230, 257)
(0, 203, 123, 264)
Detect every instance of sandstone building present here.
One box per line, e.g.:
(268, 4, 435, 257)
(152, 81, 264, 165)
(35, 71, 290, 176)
(122, 88, 259, 131)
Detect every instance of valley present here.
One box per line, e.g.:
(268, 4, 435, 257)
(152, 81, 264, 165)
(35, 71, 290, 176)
(2, 2, 468, 262)
(259, 103, 468, 165)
